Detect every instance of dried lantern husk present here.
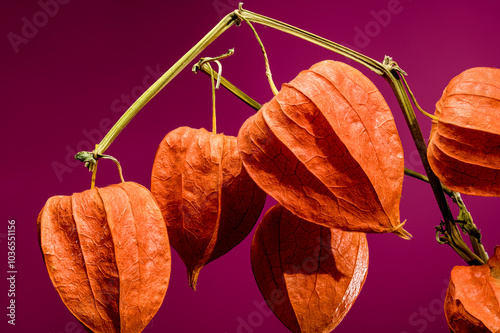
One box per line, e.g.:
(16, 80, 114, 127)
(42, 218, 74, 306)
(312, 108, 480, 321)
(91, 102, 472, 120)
(445, 246, 500, 332)
(428, 67, 500, 196)
(151, 126, 267, 288)
(237, 60, 408, 238)
(37, 182, 171, 333)
(251, 204, 369, 333)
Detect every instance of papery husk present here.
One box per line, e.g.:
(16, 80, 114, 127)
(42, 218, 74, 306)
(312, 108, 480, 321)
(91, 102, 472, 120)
(238, 60, 408, 238)
(445, 246, 500, 332)
(151, 126, 267, 288)
(38, 182, 171, 333)
(428, 67, 500, 197)
(251, 204, 369, 333)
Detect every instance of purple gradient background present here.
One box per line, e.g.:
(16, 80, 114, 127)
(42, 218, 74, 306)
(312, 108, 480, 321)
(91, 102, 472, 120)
(2, 1, 500, 332)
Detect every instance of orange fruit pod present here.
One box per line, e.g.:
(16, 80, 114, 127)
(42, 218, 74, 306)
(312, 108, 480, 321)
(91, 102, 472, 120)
(444, 246, 500, 332)
(151, 126, 267, 289)
(37, 182, 171, 333)
(237, 60, 409, 238)
(251, 204, 369, 332)
(428, 67, 500, 196)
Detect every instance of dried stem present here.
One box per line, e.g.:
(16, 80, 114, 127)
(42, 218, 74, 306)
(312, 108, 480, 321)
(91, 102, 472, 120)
(91, 144, 98, 189)
(404, 167, 453, 197)
(75, 151, 125, 186)
(234, 10, 279, 95)
(405, 167, 488, 262)
(94, 12, 239, 155)
(400, 75, 439, 121)
(210, 63, 217, 133)
(193, 48, 234, 134)
(451, 192, 489, 262)
(197, 63, 262, 110)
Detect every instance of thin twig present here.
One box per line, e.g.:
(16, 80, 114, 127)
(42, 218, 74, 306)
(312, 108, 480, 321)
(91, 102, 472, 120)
(193, 49, 235, 134)
(94, 12, 238, 155)
(234, 9, 279, 95)
(197, 63, 262, 111)
(91, 144, 98, 189)
(400, 74, 439, 121)
(404, 167, 453, 196)
(75, 151, 125, 185)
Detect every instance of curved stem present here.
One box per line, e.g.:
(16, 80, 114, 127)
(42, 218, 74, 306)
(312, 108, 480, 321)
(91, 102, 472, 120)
(400, 75, 438, 121)
(382, 68, 483, 265)
(75, 151, 125, 185)
(193, 49, 235, 134)
(235, 11, 279, 95)
(237, 7, 384, 75)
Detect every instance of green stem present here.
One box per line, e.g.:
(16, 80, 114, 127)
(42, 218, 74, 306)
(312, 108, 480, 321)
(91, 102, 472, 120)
(380, 62, 483, 265)
(404, 167, 453, 197)
(237, 6, 384, 76)
(451, 192, 489, 263)
(197, 63, 262, 110)
(234, 11, 279, 95)
(192, 48, 236, 134)
(75, 151, 125, 187)
(95, 11, 238, 155)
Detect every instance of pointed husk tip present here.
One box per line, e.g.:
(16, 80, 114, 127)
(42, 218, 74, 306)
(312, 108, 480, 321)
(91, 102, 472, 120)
(188, 266, 202, 291)
(391, 220, 412, 240)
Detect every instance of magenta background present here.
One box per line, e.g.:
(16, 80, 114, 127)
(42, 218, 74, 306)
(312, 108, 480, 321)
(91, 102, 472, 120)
(2, 1, 500, 332)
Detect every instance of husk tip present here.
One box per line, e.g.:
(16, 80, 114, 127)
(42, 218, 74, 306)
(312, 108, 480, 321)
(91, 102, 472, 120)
(392, 220, 412, 240)
(188, 267, 202, 291)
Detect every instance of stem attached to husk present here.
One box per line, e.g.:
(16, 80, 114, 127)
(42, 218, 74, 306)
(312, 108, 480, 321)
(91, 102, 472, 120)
(91, 144, 98, 189)
(400, 75, 439, 121)
(380, 59, 484, 265)
(208, 62, 217, 133)
(75, 150, 125, 187)
(193, 48, 235, 134)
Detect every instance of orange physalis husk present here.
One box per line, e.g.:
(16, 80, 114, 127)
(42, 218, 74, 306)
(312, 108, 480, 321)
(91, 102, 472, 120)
(151, 126, 267, 289)
(428, 67, 500, 197)
(445, 246, 500, 332)
(251, 204, 369, 332)
(37, 182, 171, 333)
(237, 60, 409, 238)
